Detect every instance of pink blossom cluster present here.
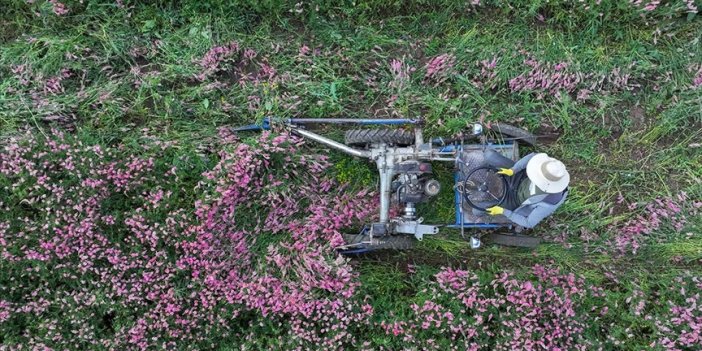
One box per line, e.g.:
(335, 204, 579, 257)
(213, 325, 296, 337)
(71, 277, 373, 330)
(424, 54, 456, 85)
(508, 55, 639, 100)
(472, 56, 500, 90)
(631, 0, 662, 11)
(43, 68, 71, 95)
(377, 265, 605, 350)
(389, 58, 415, 90)
(630, 0, 698, 12)
(10, 65, 68, 95)
(197, 41, 240, 79)
(0, 129, 377, 349)
(196, 42, 278, 86)
(49, 0, 69, 15)
(630, 0, 699, 13)
(691, 64, 702, 88)
(7, 65, 76, 116)
(10, 64, 31, 87)
(652, 274, 702, 349)
(613, 192, 699, 254)
(25, 0, 69, 15)
(299, 44, 311, 57)
(509, 59, 585, 99)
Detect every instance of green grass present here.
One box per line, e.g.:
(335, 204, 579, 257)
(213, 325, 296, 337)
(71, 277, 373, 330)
(1, 0, 701, 349)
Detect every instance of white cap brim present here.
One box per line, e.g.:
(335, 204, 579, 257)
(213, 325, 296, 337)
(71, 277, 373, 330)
(526, 153, 570, 193)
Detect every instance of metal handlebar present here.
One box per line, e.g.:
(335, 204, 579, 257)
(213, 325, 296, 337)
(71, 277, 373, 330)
(232, 117, 420, 132)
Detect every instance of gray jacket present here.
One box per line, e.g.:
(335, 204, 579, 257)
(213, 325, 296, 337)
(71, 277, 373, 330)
(500, 153, 568, 228)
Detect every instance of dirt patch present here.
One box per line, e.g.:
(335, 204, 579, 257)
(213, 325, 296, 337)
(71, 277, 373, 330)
(354, 240, 538, 272)
(629, 105, 647, 131)
(0, 20, 19, 43)
(535, 123, 561, 145)
(39, 112, 77, 132)
(599, 103, 650, 146)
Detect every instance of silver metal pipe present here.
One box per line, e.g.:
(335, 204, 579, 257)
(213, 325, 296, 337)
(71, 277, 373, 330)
(414, 127, 424, 146)
(289, 118, 419, 125)
(377, 152, 456, 160)
(378, 162, 394, 223)
(291, 128, 370, 158)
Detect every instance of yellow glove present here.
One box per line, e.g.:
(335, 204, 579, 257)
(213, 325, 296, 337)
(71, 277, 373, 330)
(486, 206, 505, 215)
(496, 168, 514, 176)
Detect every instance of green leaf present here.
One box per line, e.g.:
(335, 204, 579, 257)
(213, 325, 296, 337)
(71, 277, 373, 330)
(141, 20, 156, 33)
(202, 99, 210, 109)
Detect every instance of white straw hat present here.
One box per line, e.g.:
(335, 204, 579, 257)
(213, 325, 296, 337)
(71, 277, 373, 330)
(526, 153, 570, 193)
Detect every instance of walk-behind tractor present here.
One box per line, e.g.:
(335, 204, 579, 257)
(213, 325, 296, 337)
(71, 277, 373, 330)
(235, 117, 542, 252)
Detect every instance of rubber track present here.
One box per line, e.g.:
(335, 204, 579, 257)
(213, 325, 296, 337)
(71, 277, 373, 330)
(489, 123, 538, 146)
(341, 234, 416, 250)
(344, 128, 414, 146)
(484, 233, 541, 248)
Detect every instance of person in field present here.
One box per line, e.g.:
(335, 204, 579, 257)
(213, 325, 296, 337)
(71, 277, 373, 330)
(481, 151, 570, 228)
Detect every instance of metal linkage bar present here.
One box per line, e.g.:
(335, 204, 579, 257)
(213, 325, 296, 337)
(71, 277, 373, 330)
(291, 128, 370, 158)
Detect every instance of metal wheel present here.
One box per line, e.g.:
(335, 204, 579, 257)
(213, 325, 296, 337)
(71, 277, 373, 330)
(461, 166, 508, 211)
